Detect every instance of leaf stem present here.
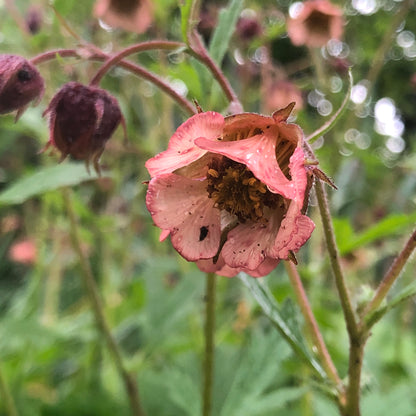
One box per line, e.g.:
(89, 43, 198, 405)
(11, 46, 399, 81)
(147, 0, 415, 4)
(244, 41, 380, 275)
(361, 228, 416, 323)
(63, 188, 145, 416)
(284, 262, 344, 396)
(202, 272, 216, 416)
(187, 32, 243, 111)
(30, 48, 196, 116)
(88, 40, 185, 86)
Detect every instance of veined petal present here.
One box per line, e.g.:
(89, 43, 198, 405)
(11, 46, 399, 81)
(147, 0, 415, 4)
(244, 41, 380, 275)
(288, 146, 309, 206)
(146, 174, 221, 261)
(195, 133, 297, 200)
(145, 112, 224, 177)
(269, 201, 315, 259)
(197, 256, 241, 278)
(197, 254, 279, 278)
(221, 210, 282, 270)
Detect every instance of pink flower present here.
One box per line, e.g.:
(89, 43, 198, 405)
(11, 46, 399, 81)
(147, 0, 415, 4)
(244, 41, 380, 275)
(9, 239, 37, 265)
(0, 54, 44, 120)
(94, 0, 153, 34)
(263, 80, 304, 114)
(145, 104, 315, 278)
(287, 0, 344, 48)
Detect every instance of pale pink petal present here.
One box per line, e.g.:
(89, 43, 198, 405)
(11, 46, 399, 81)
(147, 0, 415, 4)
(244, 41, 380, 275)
(288, 146, 309, 206)
(195, 132, 297, 200)
(197, 255, 241, 278)
(269, 201, 315, 259)
(146, 174, 221, 261)
(244, 257, 280, 277)
(146, 112, 224, 177)
(197, 253, 279, 278)
(221, 211, 282, 270)
(159, 229, 170, 242)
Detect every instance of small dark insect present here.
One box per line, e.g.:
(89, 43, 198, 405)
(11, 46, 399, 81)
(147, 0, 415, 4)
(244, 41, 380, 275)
(199, 226, 209, 241)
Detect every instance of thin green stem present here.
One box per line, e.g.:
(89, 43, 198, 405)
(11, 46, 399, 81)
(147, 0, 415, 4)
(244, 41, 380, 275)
(187, 32, 243, 111)
(284, 262, 344, 398)
(315, 180, 358, 338)
(0, 362, 19, 416)
(361, 228, 416, 323)
(202, 272, 216, 416)
(63, 188, 145, 416)
(344, 338, 365, 416)
(89, 41, 185, 86)
(30, 48, 196, 116)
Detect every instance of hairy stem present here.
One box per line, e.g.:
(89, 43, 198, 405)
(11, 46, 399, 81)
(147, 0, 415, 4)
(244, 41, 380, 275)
(361, 228, 416, 322)
(343, 336, 365, 416)
(315, 180, 358, 338)
(202, 273, 216, 416)
(284, 262, 344, 399)
(63, 188, 145, 416)
(89, 40, 185, 86)
(30, 48, 196, 116)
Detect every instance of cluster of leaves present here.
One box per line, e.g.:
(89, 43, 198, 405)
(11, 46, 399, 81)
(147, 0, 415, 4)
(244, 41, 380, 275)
(0, 0, 415, 415)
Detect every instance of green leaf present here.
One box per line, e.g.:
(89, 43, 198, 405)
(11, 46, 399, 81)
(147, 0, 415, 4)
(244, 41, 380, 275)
(239, 273, 327, 381)
(180, 0, 201, 43)
(209, 0, 244, 65)
(337, 212, 416, 255)
(0, 162, 108, 206)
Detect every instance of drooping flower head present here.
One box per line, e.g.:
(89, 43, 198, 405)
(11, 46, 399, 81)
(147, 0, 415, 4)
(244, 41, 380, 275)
(145, 104, 315, 278)
(287, 0, 344, 48)
(0, 54, 44, 120)
(43, 82, 123, 173)
(94, 0, 154, 34)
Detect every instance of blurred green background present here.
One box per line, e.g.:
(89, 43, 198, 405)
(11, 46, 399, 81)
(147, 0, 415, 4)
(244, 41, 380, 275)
(0, 0, 415, 415)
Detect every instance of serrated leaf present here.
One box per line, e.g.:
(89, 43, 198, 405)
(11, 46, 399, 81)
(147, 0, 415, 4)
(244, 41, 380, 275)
(0, 162, 109, 206)
(209, 0, 244, 65)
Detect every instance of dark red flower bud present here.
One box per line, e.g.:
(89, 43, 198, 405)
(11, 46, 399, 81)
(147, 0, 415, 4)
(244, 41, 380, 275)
(0, 54, 45, 120)
(236, 17, 262, 42)
(43, 82, 123, 174)
(26, 6, 43, 34)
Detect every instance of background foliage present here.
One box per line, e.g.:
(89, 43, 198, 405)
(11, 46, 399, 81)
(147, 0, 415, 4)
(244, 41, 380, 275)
(0, 0, 415, 415)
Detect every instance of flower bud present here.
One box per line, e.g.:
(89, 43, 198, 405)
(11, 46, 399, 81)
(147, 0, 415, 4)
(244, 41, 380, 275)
(43, 82, 123, 174)
(0, 54, 45, 120)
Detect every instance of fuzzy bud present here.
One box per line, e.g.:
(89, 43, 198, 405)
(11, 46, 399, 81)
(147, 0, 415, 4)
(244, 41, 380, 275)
(43, 82, 123, 173)
(0, 54, 45, 120)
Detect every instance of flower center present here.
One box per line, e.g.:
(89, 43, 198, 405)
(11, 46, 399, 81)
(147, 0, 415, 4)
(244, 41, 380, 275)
(206, 157, 284, 223)
(305, 11, 331, 37)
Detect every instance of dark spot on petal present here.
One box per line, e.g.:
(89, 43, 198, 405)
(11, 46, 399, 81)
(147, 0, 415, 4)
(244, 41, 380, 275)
(199, 226, 209, 241)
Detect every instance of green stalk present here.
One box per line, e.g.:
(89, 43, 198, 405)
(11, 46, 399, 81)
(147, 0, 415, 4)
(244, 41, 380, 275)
(202, 273, 216, 416)
(63, 188, 145, 416)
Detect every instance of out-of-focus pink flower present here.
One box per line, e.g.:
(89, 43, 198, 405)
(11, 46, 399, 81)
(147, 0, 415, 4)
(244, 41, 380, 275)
(264, 80, 304, 114)
(287, 0, 344, 48)
(94, 0, 153, 34)
(145, 104, 315, 278)
(9, 239, 37, 265)
(42, 82, 123, 173)
(0, 54, 44, 120)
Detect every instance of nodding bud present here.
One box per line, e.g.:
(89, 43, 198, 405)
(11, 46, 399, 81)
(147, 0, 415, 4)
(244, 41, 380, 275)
(42, 82, 124, 174)
(0, 54, 45, 120)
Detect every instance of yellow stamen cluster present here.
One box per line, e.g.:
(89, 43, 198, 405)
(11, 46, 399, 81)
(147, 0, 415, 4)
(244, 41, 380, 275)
(206, 158, 283, 223)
